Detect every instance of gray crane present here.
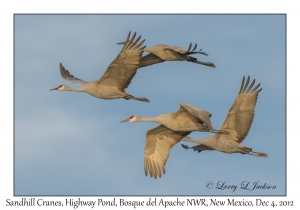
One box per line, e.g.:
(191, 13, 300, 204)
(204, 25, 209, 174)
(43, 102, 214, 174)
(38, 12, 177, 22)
(50, 32, 149, 102)
(121, 102, 215, 178)
(121, 102, 214, 132)
(118, 42, 216, 68)
(181, 76, 267, 158)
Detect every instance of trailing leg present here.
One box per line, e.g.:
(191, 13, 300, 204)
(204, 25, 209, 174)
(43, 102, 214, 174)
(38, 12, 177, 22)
(124, 94, 150, 102)
(248, 151, 268, 157)
(187, 56, 216, 68)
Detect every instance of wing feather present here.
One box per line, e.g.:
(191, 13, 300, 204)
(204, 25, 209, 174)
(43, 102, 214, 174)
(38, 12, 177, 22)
(168, 43, 208, 56)
(179, 102, 214, 131)
(219, 76, 262, 142)
(139, 53, 165, 68)
(59, 63, 88, 84)
(144, 125, 190, 178)
(97, 31, 146, 91)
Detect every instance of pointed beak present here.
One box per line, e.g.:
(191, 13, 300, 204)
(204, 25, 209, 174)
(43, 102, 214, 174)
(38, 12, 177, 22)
(120, 118, 130, 123)
(49, 87, 58, 91)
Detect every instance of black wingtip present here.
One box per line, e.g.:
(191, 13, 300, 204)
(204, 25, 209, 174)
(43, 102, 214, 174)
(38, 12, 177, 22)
(192, 43, 197, 51)
(181, 144, 190, 149)
(187, 43, 192, 51)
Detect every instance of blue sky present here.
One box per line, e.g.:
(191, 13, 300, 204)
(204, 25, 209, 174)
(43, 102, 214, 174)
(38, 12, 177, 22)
(13, 14, 286, 196)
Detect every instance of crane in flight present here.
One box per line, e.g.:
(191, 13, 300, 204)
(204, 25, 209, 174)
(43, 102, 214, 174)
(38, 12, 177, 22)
(121, 102, 215, 178)
(181, 76, 267, 158)
(50, 32, 149, 102)
(117, 42, 216, 68)
(121, 102, 214, 132)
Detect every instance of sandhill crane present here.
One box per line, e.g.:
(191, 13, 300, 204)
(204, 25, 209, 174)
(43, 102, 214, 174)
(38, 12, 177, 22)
(50, 32, 149, 102)
(181, 76, 267, 158)
(118, 42, 216, 68)
(121, 102, 214, 132)
(121, 102, 215, 178)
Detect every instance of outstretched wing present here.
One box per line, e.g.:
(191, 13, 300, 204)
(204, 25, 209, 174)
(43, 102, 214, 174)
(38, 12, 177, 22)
(219, 76, 262, 143)
(139, 53, 165, 68)
(97, 32, 146, 91)
(168, 43, 208, 56)
(59, 63, 88, 84)
(179, 102, 214, 131)
(144, 125, 190, 179)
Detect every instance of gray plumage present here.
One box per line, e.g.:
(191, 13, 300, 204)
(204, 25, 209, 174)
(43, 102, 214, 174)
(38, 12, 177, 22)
(118, 42, 216, 68)
(50, 32, 149, 102)
(182, 76, 267, 158)
(121, 102, 214, 179)
(144, 125, 190, 179)
(121, 102, 214, 132)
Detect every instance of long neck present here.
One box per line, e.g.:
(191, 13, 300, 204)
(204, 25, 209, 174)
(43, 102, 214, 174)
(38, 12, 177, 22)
(137, 115, 165, 124)
(63, 85, 86, 92)
(143, 47, 151, 53)
(143, 46, 159, 55)
(182, 136, 202, 144)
